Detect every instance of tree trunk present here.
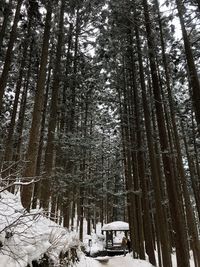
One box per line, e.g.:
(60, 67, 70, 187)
(142, 0, 190, 266)
(32, 49, 53, 210)
(155, 1, 200, 264)
(12, 45, 33, 162)
(21, 2, 52, 210)
(41, 0, 65, 210)
(0, 0, 23, 113)
(180, 117, 200, 264)
(44, 0, 65, 175)
(134, 9, 171, 266)
(0, 0, 13, 54)
(118, 62, 138, 258)
(123, 36, 145, 259)
(68, 9, 80, 133)
(60, 23, 73, 133)
(63, 203, 70, 228)
(176, 0, 200, 135)
(3, 12, 33, 175)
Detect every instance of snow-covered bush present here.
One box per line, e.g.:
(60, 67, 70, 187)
(0, 190, 80, 267)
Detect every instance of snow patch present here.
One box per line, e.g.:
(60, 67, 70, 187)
(0, 190, 80, 267)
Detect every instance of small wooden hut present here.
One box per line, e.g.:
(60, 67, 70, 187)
(101, 221, 129, 251)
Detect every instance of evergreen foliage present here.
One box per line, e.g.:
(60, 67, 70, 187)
(0, 0, 200, 266)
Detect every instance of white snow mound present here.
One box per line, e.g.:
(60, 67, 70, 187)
(0, 190, 80, 267)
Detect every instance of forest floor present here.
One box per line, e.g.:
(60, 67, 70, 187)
(0, 191, 195, 267)
(76, 254, 154, 267)
(76, 252, 195, 267)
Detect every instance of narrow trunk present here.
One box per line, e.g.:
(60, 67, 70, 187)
(134, 10, 171, 266)
(176, 0, 200, 134)
(63, 203, 70, 228)
(44, 0, 65, 175)
(0, 0, 23, 113)
(118, 63, 137, 258)
(32, 51, 53, 209)
(60, 23, 73, 132)
(13, 51, 32, 162)
(68, 9, 80, 133)
(3, 13, 33, 170)
(0, 0, 13, 53)
(41, 0, 65, 210)
(127, 30, 146, 259)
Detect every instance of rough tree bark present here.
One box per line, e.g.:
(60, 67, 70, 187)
(134, 11, 171, 266)
(40, 0, 65, 210)
(0, 0, 23, 113)
(21, 1, 52, 210)
(0, 0, 13, 54)
(176, 0, 200, 135)
(142, 0, 190, 266)
(154, 0, 200, 264)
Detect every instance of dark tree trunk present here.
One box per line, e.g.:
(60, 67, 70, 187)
(124, 31, 146, 259)
(21, 2, 52, 210)
(41, 0, 65, 210)
(68, 9, 80, 133)
(118, 61, 138, 258)
(155, 0, 200, 263)
(60, 23, 73, 133)
(0, 0, 23, 113)
(44, 0, 65, 176)
(32, 48, 53, 210)
(176, 0, 200, 135)
(0, 0, 13, 54)
(3, 11, 33, 176)
(134, 10, 171, 267)
(142, 0, 190, 266)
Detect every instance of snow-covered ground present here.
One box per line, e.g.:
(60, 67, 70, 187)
(76, 252, 195, 267)
(77, 254, 154, 267)
(0, 190, 195, 267)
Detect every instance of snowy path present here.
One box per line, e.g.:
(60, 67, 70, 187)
(77, 253, 196, 267)
(77, 254, 153, 267)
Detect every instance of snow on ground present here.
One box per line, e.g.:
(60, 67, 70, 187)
(76, 253, 195, 267)
(0, 190, 80, 267)
(83, 233, 105, 255)
(0, 190, 196, 267)
(76, 254, 154, 267)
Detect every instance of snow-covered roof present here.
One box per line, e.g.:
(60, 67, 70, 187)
(101, 221, 129, 231)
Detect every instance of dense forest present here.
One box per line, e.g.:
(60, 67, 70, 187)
(0, 0, 200, 266)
